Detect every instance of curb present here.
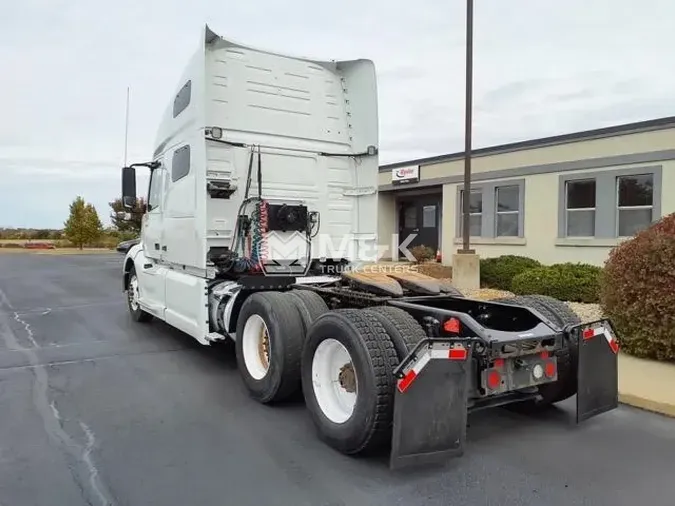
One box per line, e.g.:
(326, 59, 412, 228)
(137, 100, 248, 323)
(619, 393, 675, 418)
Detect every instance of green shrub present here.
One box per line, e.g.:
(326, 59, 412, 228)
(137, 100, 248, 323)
(600, 213, 675, 361)
(511, 262, 602, 303)
(479, 255, 541, 290)
(1, 242, 23, 249)
(409, 245, 435, 263)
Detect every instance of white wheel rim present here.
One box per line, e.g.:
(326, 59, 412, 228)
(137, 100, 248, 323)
(129, 275, 140, 311)
(242, 314, 271, 380)
(311, 338, 357, 424)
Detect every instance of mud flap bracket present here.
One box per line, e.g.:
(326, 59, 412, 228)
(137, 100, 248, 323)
(389, 338, 473, 470)
(574, 319, 619, 423)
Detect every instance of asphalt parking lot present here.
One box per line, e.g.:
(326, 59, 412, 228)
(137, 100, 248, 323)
(1, 253, 674, 506)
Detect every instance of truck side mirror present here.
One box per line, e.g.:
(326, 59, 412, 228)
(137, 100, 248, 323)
(122, 166, 137, 209)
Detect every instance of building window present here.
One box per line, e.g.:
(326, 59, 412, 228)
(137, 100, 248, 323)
(172, 145, 191, 182)
(459, 189, 482, 236)
(565, 179, 596, 237)
(617, 174, 653, 237)
(422, 205, 436, 228)
(403, 206, 416, 229)
(495, 185, 520, 237)
(173, 80, 192, 118)
(558, 166, 661, 240)
(455, 179, 525, 239)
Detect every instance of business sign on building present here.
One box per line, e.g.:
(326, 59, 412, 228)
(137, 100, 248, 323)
(391, 165, 420, 185)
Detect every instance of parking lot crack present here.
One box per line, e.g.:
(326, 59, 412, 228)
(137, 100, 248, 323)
(0, 287, 116, 506)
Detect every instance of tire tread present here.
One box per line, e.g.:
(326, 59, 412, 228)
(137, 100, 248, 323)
(236, 291, 305, 403)
(363, 305, 426, 360)
(331, 309, 398, 453)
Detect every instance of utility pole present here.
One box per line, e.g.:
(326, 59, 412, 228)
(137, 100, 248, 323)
(461, 0, 474, 254)
(453, 0, 479, 290)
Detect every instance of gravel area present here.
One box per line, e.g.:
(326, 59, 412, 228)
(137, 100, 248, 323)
(463, 288, 513, 300)
(564, 301, 605, 323)
(461, 287, 605, 323)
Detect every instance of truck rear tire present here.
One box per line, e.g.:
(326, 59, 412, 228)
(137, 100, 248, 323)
(491, 294, 582, 408)
(363, 305, 426, 361)
(286, 289, 329, 334)
(301, 309, 398, 455)
(235, 291, 305, 403)
(127, 267, 153, 323)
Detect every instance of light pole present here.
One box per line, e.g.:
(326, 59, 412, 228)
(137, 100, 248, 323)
(460, 0, 474, 254)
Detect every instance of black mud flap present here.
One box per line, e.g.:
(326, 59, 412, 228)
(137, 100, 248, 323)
(389, 339, 473, 470)
(573, 319, 619, 423)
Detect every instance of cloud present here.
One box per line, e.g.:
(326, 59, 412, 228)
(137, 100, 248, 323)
(1, 0, 675, 226)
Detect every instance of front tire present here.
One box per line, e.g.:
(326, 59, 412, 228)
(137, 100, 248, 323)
(301, 309, 398, 455)
(127, 267, 153, 323)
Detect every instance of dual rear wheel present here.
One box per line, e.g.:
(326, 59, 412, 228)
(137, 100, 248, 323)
(235, 291, 426, 455)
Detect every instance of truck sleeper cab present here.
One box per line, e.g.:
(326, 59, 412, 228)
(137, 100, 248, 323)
(121, 25, 619, 470)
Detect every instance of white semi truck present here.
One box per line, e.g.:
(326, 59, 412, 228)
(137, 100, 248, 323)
(121, 25, 620, 470)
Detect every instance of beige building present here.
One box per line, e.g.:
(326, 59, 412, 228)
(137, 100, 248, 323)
(377, 116, 675, 266)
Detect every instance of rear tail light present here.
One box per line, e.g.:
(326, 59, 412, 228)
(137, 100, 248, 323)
(487, 369, 501, 390)
(448, 346, 468, 360)
(544, 360, 556, 378)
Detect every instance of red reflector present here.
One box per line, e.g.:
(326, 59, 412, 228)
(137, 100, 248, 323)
(443, 317, 461, 334)
(493, 358, 505, 369)
(607, 337, 620, 354)
(448, 346, 467, 361)
(544, 361, 556, 378)
(540, 351, 549, 359)
(487, 370, 501, 390)
(397, 370, 417, 393)
(583, 328, 595, 340)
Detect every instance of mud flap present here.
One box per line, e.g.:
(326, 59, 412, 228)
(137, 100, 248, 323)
(574, 319, 619, 423)
(389, 339, 473, 470)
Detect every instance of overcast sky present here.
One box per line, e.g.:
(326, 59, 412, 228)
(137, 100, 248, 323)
(2, 0, 674, 228)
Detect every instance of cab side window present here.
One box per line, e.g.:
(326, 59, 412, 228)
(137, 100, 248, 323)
(172, 145, 190, 182)
(147, 169, 165, 212)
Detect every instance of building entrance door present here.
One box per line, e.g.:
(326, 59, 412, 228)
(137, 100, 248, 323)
(398, 195, 441, 258)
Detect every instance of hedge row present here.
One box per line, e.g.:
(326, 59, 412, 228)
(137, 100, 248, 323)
(479, 212, 675, 361)
(511, 262, 602, 304)
(479, 255, 602, 303)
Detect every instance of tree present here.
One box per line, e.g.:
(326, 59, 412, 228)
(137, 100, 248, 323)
(109, 196, 145, 235)
(63, 197, 103, 249)
(85, 203, 104, 246)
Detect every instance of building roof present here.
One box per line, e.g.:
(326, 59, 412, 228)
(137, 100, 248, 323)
(380, 115, 675, 171)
